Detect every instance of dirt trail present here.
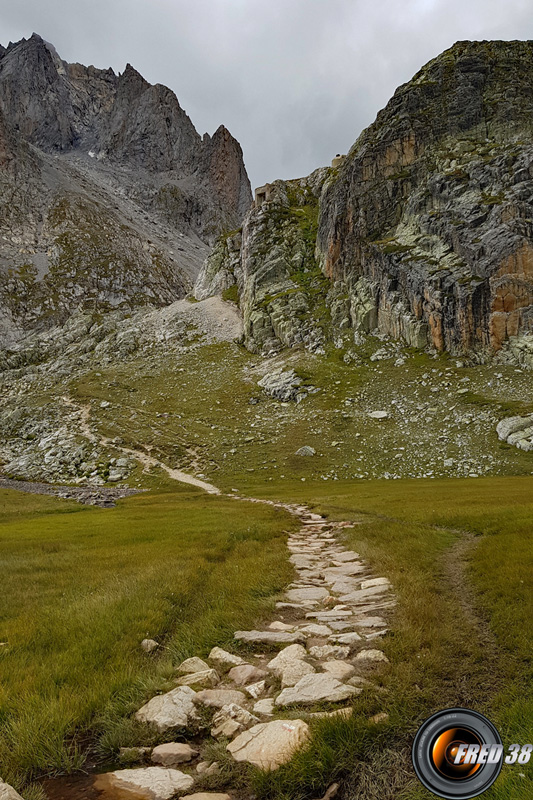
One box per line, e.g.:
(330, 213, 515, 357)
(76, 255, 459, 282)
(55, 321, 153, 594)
(61, 396, 220, 495)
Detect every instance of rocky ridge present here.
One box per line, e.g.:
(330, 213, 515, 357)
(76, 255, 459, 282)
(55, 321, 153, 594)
(196, 41, 533, 367)
(0, 34, 252, 342)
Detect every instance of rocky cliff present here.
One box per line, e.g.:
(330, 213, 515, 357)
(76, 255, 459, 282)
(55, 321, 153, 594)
(0, 34, 252, 341)
(197, 40, 533, 366)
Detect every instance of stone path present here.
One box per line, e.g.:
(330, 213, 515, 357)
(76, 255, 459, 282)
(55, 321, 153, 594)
(93, 502, 394, 800)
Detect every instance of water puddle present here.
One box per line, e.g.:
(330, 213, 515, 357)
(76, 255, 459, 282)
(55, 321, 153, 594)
(41, 773, 149, 800)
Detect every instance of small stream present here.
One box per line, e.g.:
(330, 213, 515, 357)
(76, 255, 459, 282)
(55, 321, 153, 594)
(42, 772, 148, 800)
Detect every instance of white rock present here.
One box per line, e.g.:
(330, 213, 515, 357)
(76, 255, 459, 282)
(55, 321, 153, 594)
(245, 680, 267, 699)
(181, 794, 230, 800)
(135, 686, 198, 731)
(276, 674, 358, 707)
(228, 665, 267, 685)
(177, 657, 210, 674)
(151, 742, 198, 766)
(286, 587, 329, 602)
(141, 638, 159, 653)
(211, 703, 259, 739)
(208, 647, 246, 670)
(322, 661, 356, 681)
(234, 630, 305, 644)
(298, 624, 333, 637)
(254, 698, 275, 716)
(94, 767, 194, 800)
(368, 411, 388, 419)
(360, 577, 390, 590)
(308, 645, 350, 660)
(354, 649, 390, 663)
(0, 781, 24, 800)
(269, 621, 295, 631)
(194, 689, 247, 709)
(328, 632, 362, 646)
(176, 669, 220, 688)
(227, 719, 310, 770)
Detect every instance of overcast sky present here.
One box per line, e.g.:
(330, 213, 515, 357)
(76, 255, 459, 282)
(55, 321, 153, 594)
(1, 1, 533, 187)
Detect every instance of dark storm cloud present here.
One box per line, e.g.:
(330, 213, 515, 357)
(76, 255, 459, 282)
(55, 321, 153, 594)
(1, 0, 533, 187)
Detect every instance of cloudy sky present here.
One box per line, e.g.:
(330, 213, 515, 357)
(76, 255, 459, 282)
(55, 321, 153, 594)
(1, 1, 532, 187)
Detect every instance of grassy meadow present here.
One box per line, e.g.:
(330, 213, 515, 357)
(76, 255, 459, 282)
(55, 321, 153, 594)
(242, 475, 533, 800)
(0, 486, 296, 796)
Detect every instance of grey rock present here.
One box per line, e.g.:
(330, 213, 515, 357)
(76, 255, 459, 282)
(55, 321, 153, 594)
(275, 674, 358, 706)
(151, 742, 198, 766)
(234, 630, 305, 645)
(135, 686, 198, 731)
(227, 719, 310, 770)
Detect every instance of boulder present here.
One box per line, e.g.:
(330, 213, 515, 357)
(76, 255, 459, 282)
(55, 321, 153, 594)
(135, 686, 198, 731)
(295, 446, 316, 456)
(227, 719, 310, 770)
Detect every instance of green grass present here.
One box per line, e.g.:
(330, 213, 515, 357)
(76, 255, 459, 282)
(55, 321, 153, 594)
(0, 487, 296, 794)
(240, 476, 533, 800)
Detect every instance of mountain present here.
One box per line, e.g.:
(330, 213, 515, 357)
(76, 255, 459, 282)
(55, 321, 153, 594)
(0, 34, 252, 343)
(196, 40, 533, 368)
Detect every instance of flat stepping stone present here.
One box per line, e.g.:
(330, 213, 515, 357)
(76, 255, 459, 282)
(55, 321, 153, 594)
(298, 623, 333, 637)
(176, 669, 220, 688)
(275, 674, 358, 707)
(328, 631, 362, 646)
(234, 630, 305, 645)
(228, 719, 310, 770)
(135, 686, 198, 731)
(269, 621, 295, 631)
(339, 586, 389, 604)
(306, 610, 353, 621)
(361, 577, 390, 589)
(323, 564, 365, 578)
(331, 551, 360, 562)
(286, 587, 329, 602)
(94, 767, 194, 800)
(353, 616, 387, 629)
(308, 644, 350, 660)
(194, 689, 247, 709)
(151, 742, 198, 766)
(209, 647, 246, 670)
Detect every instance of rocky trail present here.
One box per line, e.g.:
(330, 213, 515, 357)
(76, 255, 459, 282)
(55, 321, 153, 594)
(38, 500, 394, 800)
(1, 409, 395, 800)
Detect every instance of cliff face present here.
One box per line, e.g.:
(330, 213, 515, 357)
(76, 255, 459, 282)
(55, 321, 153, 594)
(317, 40, 533, 362)
(0, 34, 252, 341)
(196, 169, 332, 354)
(197, 40, 533, 366)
